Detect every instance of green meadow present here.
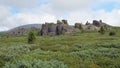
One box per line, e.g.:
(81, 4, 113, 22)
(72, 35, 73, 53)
(0, 27, 120, 68)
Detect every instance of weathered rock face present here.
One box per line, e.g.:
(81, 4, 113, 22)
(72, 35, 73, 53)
(40, 20, 78, 36)
(41, 23, 57, 36)
(56, 23, 63, 35)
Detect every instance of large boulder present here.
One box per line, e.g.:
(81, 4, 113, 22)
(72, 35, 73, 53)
(41, 23, 57, 36)
(93, 20, 101, 27)
(93, 20, 112, 30)
(75, 23, 83, 29)
(48, 23, 57, 35)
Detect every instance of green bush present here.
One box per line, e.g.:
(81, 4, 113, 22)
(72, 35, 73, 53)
(109, 31, 116, 36)
(99, 26, 105, 34)
(28, 31, 36, 44)
(3, 60, 68, 68)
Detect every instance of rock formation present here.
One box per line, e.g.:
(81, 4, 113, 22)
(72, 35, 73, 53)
(93, 20, 111, 30)
(75, 22, 98, 30)
(75, 20, 112, 31)
(40, 20, 78, 36)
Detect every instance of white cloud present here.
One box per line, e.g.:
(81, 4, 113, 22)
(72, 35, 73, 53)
(51, 0, 94, 11)
(118, 10, 120, 14)
(0, 27, 9, 31)
(99, 0, 120, 3)
(66, 10, 93, 25)
(1, 12, 56, 29)
(0, 0, 39, 8)
(65, 9, 120, 26)
(93, 9, 120, 26)
(0, 6, 11, 20)
(0, 0, 120, 31)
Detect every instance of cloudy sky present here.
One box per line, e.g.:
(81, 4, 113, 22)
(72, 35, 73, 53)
(0, 0, 120, 31)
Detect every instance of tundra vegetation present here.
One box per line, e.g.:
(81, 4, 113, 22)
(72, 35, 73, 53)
(28, 31, 36, 44)
(99, 26, 105, 35)
(0, 23, 120, 68)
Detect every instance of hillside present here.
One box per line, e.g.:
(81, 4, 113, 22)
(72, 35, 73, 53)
(0, 27, 120, 68)
(1, 24, 42, 36)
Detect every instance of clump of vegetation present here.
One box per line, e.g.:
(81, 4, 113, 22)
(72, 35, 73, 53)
(28, 31, 36, 44)
(99, 26, 105, 34)
(3, 60, 68, 68)
(109, 31, 116, 36)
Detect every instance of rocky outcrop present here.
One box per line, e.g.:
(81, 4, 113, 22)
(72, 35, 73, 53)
(75, 20, 112, 31)
(40, 20, 78, 36)
(75, 23, 98, 30)
(93, 20, 111, 30)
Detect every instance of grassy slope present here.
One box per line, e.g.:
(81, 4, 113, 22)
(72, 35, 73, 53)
(0, 28, 120, 68)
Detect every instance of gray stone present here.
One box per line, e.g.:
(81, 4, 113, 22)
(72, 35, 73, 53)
(56, 24, 63, 35)
(75, 23, 83, 29)
(93, 20, 112, 30)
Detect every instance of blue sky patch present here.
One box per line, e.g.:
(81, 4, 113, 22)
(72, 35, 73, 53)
(92, 2, 117, 12)
(10, 7, 20, 14)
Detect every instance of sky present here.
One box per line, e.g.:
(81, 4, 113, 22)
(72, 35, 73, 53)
(0, 0, 120, 31)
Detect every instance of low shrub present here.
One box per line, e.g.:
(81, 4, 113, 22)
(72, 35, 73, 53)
(3, 60, 68, 68)
(99, 26, 105, 35)
(109, 31, 116, 36)
(28, 31, 36, 44)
